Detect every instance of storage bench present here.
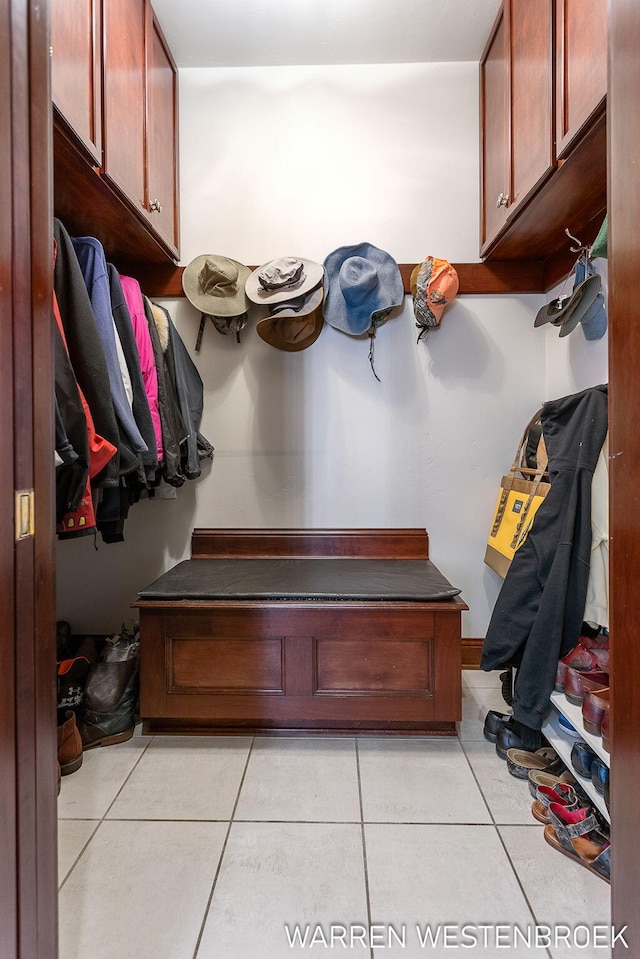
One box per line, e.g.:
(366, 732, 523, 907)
(134, 528, 467, 735)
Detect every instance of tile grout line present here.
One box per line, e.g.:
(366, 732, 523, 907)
(56, 820, 101, 893)
(68, 816, 523, 825)
(191, 735, 256, 959)
(458, 739, 500, 828)
(354, 738, 375, 959)
(57, 733, 155, 891)
(493, 826, 554, 959)
(459, 740, 553, 959)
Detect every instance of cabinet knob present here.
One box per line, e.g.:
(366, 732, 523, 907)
(149, 198, 163, 213)
(496, 193, 510, 208)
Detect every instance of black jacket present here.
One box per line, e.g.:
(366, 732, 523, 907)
(154, 302, 214, 479)
(481, 384, 608, 729)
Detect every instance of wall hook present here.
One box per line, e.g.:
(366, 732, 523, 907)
(565, 227, 583, 253)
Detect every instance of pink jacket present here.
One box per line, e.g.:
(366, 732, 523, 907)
(119, 274, 163, 462)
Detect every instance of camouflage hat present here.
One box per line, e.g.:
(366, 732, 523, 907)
(410, 257, 459, 341)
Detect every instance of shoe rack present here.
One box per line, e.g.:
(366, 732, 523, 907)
(541, 694, 610, 822)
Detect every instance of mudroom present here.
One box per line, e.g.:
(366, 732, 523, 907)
(2, 0, 638, 957)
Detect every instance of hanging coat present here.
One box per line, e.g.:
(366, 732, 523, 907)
(143, 296, 186, 487)
(53, 220, 121, 487)
(151, 302, 214, 479)
(119, 274, 164, 463)
(70, 235, 148, 455)
(481, 384, 608, 730)
(107, 265, 158, 481)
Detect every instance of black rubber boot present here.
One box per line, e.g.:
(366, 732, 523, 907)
(78, 635, 139, 749)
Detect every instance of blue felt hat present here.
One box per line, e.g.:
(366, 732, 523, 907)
(323, 242, 404, 335)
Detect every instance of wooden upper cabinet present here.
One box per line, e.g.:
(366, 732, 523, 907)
(480, 0, 554, 255)
(102, 0, 147, 214)
(144, 8, 179, 254)
(510, 0, 554, 207)
(51, 0, 102, 165)
(480, 7, 510, 252)
(555, 0, 608, 159)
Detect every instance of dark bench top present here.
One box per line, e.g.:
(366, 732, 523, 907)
(137, 558, 462, 602)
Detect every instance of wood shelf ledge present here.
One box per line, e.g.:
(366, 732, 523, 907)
(135, 258, 548, 299)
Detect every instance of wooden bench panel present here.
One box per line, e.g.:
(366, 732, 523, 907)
(136, 529, 464, 735)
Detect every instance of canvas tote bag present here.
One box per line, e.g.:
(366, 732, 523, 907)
(484, 410, 551, 578)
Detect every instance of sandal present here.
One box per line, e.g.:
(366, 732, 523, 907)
(544, 803, 611, 883)
(528, 767, 577, 800)
(506, 746, 560, 780)
(531, 782, 579, 824)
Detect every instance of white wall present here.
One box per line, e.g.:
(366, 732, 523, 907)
(57, 62, 552, 638)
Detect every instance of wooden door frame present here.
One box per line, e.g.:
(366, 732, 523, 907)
(608, 0, 640, 950)
(2, 0, 638, 956)
(2, 0, 57, 957)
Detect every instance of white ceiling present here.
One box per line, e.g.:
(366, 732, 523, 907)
(152, 0, 502, 69)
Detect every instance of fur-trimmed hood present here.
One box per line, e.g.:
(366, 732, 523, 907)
(148, 299, 170, 352)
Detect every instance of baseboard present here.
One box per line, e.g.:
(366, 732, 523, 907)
(462, 637, 483, 669)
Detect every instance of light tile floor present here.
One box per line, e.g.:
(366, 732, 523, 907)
(58, 671, 611, 959)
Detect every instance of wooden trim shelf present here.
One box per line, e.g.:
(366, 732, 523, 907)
(135, 259, 549, 299)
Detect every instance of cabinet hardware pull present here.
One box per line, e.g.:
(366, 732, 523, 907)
(149, 198, 163, 213)
(496, 193, 510, 208)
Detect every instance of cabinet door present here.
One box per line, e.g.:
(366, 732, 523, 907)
(480, 7, 510, 252)
(510, 0, 554, 208)
(555, 0, 607, 158)
(145, 5, 179, 254)
(51, 0, 102, 165)
(102, 0, 146, 214)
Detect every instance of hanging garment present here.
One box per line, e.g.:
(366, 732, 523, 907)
(53, 219, 120, 487)
(53, 291, 118, 537)
(107, 265, 158, 481)
(70, 235, 148, 455)
(150, 302, 214, 479)
(481, 384, 608, 730)
(143, 295, 186, 487)
(119, 274, 163, 463)
(53, 321, 90, 521)
(584, 432, 609, 627)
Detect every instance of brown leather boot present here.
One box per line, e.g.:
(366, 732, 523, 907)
(57, 709, 83, 775)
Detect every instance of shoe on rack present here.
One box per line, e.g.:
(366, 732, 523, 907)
(591, 757, 609, 796)
(564, 668, 609, 706)
(506, 747, 562, 780)
(558, 713, 582, 738)
(601, 709, 611, 753)
(555, 646, 609, 692)
(483, 709, 512, 743)
(57, 709, 83, 776)
(528, 767, 577, 800)
(577, 626, 609, 650)
(544, 803, 610, 883)
(582, 687, 610, 736)
(570, 740, 598, 779)
(531, 781, 580, 824)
